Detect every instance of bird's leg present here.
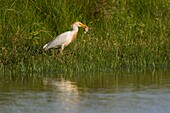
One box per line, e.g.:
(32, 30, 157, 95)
(60, 44, 65, 54)
(60, 42, 69, 54)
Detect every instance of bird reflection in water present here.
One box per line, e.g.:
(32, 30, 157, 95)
(43, 78, 80, 112)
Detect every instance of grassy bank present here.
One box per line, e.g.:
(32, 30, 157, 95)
(0, 0, 170, 74)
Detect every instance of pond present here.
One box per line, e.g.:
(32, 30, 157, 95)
(0, 69, 170, 113)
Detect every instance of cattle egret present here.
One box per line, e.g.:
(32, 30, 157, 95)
(43, 21, 88, 53)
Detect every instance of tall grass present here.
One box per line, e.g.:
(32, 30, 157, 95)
(0, 0, 170, 74)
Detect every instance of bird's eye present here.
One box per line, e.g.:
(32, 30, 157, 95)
(79, 23, 81, 25)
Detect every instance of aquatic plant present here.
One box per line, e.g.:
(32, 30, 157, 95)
(0, 0, 170, 74)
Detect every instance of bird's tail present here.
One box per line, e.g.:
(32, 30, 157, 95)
(43, 44, 49, 51)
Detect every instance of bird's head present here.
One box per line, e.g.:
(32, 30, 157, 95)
(73, 21, 88, 28)
(71, 21, 89, 33)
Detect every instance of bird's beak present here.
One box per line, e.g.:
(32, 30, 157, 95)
(80, 23, 88, 28)
(80, 23, 89, 33)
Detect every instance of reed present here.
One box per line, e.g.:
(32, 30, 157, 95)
(0, 0, 170, 74)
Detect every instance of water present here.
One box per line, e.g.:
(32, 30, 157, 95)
(0, 69, 170, 113)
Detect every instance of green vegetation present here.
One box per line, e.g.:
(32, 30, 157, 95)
(0, 0, 170, 74)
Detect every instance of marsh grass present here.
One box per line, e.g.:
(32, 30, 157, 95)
(0, 0, 170, 74)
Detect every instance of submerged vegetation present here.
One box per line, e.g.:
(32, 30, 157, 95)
(0, 0, 170, 74)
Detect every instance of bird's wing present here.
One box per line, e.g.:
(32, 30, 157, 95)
(45, 31, 73, 49)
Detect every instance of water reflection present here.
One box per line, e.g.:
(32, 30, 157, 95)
(0, 69, 170, 113)
(43, 78, 80, 113)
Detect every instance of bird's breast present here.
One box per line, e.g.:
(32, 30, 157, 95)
(71, 32, 78, 43)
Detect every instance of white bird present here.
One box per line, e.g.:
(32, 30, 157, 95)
(43, 21, 88, 53)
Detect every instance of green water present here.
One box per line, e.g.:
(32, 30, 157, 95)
(0, 69, 170, 113)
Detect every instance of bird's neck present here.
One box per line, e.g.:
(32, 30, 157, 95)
(71, 25, 79, 32)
